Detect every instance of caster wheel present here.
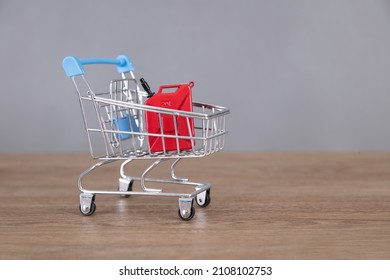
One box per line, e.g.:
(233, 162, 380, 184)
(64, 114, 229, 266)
(79, 201, 96, 216)
(120, 180, 133, 198)
(178, 206, 195, 221)
(196, 189, 211, 208)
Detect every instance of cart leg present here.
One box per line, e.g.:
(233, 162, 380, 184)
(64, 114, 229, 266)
(140, 159, 169, 192)
(119, 177, 133, 198)
(178, 197, 195, 221)
(170, 158, 189, 182)
(78, 159, 116, 193)
(77, 159, 115, 216)
(119, 159, 134, 197)
(79, 193, 96, 216)
(119, 159, 133, 180)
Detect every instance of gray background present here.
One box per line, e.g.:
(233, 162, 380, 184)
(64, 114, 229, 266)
(1, 0, 390, 152)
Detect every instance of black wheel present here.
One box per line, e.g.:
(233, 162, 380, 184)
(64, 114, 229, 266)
(120, 180, 133, 198)
(196, 189, 211, 208)
(79, 201, 96, 216)
(178, 206, 195, 221)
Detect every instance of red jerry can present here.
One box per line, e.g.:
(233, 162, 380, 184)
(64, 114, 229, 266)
(145, 81, 195, 153)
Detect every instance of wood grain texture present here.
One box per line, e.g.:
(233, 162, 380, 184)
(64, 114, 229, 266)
(0, 152, 389, 260)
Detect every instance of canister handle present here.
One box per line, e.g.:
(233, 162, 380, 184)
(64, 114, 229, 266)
(62, 55, 134, 77)
(156, 81, 194, 94)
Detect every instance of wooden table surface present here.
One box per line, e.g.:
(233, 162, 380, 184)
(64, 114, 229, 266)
(0, 152, 389, 260)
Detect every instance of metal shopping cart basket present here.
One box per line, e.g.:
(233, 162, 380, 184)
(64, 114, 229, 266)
(62, 55, 229, 221)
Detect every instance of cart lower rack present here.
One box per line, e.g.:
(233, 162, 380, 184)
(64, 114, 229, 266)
(62, 55, 229, 221)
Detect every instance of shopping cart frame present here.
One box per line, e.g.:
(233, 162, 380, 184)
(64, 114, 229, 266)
(63, 55, 229, 221)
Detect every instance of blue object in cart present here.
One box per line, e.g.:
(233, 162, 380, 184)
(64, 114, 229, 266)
(113, 114, 139, 140)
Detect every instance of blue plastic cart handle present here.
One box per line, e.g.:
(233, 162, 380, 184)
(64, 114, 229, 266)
(62, 55, 134, 77)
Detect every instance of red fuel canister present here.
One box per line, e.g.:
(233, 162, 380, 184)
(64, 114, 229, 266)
(145, 81, 195, 153)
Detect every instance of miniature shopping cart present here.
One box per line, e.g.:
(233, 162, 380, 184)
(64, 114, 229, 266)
(62, 55, 229, 221)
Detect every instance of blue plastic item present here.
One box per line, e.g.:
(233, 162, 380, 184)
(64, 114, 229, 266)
(62, 55, 134, 77)
(113, 114, 139, 140)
